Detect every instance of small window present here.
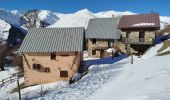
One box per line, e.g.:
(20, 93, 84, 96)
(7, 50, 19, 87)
(92, 50, 96, 55)
(125, 44, 128, 50)
(44, 67, 50, 72)
(60, 71, 68, 77)
(51, 53, 56, 60)
(33, 63, 41, 70)
(92, 39, 96, 44)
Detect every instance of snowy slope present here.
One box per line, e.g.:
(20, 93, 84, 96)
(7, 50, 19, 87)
(49, 9, 170, 29)
(0, 19, 11, 40)
(1, 41, 170, 100)
(88, 55, 170, 100)
(37, 10, 59, 26)
(94, 10, 135, 18)
(160, 16, 170, 29)
(49, 9, 96, 28)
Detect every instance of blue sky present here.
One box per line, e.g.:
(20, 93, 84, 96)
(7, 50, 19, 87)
(0, 0, 170, 16)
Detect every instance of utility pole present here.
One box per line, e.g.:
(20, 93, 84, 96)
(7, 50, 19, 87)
(17, 79, 21, 100)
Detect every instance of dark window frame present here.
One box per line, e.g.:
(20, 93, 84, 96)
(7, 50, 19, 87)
(92, 50, 96, 55)
(33, 63, 41, 70)
(92, 39, 96, 44)
(60, 71, 68, 77)
(51, 53, 56, 60)
(44, 67, 50, 72)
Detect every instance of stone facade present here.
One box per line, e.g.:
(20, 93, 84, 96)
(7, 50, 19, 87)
(87, 39, 118, 58)
(119, 30, 156, 54)
(23, 52, 83, 86)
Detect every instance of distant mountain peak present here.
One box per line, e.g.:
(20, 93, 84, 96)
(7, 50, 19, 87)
(74, 9, 96, 17)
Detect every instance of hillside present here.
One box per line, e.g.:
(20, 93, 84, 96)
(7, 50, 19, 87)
(0, 41, 170, 100)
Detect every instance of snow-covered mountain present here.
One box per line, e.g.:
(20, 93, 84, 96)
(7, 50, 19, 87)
(0, 8, 170, 40)
(94, 10, 135, 18)
(0, 19, 11, 40)
(49, 9, 96, 28)
(37, 10, 59, 26)
(0, 9, 22, 40)
(49, 9, 170, 29)
(49, 9, 136, 28)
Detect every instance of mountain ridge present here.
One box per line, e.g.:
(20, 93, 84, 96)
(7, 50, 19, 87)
(0, 8, 170, 40)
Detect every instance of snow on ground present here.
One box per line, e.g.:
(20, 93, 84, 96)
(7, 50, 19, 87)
(0, 66, 23, 100)
(105, 48, 115, 53)
(140, 43, 163, 60)
(0, 77, 24, 100)
(1, 41, 169, 100)
(0, 66, 20, 80)
(87, 54, 170, 100)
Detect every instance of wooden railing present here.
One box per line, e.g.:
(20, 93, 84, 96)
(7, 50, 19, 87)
(0, 73, 23, 88)
(122, 37, 154, 45)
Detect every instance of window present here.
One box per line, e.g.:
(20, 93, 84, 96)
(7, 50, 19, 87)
(92, 39, 96, 44)
(92, 50, 96, 55)
(60, 71, 68, 77)
(51, 53, 56, 60)
(139, 31, 145, 42)
(33, 63, 41, 70)
(44, 67, 50, 72)
(125, 44, 128, 50)
(126, 31, 131, 38)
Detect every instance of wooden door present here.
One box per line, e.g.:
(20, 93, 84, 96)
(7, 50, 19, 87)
(100, 50, 105, 58)
(139, 31, 145, 42)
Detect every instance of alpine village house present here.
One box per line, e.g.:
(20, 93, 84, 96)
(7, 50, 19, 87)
(18, 13, 161, 86)
(118, 13, 160, 54)
(18, 28, 85, 86)
(86, 17, 121, 58)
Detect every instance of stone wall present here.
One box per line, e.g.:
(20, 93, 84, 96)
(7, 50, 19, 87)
(87, 39, 115, 58)
(23, 52, 82, 86)
(119, 30, 156, 54)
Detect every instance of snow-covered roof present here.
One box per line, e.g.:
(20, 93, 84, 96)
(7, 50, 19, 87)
(118, 13, 160, 29)
(131, 23, 155, 27)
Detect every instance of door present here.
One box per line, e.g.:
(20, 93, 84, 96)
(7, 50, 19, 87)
(139, 31, 145, 42)
(100, 50, 105, 58)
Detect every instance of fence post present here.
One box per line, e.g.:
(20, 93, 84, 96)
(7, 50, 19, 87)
(2, 79, 4, 86)
(10, 76, 12, 83)
(131, 53, 133, 64)
(17, 79, 21, 100)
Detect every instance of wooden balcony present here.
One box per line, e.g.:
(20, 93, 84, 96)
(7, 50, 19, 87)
(122, 37, 154, 45)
